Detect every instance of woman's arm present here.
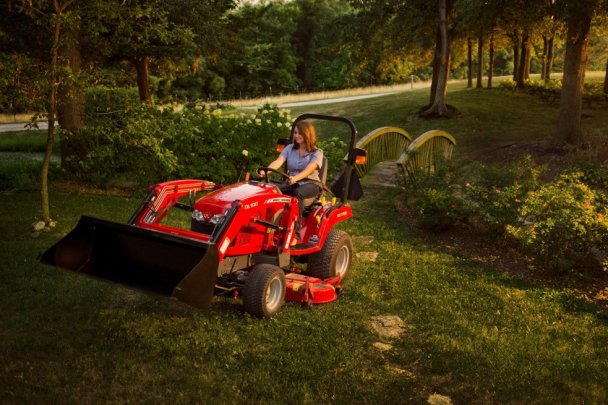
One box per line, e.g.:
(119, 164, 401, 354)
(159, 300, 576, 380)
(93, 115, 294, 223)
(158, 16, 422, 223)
(289, 161, 319, 184)
(258, 156, 286, 177)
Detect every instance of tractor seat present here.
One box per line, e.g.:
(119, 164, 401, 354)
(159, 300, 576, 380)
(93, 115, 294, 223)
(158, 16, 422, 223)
(302, 156, 328, 208)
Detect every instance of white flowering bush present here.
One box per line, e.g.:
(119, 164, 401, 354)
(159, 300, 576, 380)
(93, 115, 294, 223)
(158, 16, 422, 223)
(69, 103, 291, 186)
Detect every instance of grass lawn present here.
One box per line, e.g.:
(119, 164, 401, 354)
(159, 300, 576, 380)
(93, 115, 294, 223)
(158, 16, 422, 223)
(1, 82, 608, 403)
(0, 129, 56, 153)
(290, 79, 608, 155)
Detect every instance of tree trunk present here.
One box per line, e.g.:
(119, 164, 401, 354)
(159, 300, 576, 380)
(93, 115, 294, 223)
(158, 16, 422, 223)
(487, 30, 494, 89)
(422, 0, 450, 117)
(133, 56, 153, 105)
(429, 29, 441, 105)
(554, 9, 593, 148)
(545, 23, 557, 82)
(512, 30, 519, 81)
(57, 26, 85, 167)
(476, 33, 483, 88)
(467, 37, 473, 88)
(604, 57, 608, 95)
(524, 45, 531, 81)
(516, 33, 530, 87)
(41, 7, 63, 225)
(546, 35, 555, 82)
(541, 36, 548, 81)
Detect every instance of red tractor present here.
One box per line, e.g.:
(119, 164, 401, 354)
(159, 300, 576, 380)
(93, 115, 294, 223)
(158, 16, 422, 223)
(40, 114, 366, 317)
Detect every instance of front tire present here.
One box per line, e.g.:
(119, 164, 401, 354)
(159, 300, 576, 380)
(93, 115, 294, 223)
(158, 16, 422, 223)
(242, 264, 286, 318)
(307, 229, 353, 280)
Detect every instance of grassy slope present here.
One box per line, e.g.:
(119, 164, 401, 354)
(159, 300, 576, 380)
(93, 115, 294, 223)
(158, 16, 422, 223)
(1, 84, 608, 404)
(289, 80, 608, 153)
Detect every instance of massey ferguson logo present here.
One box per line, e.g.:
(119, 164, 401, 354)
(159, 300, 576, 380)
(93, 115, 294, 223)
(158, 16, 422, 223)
(265, 197, 292, 204)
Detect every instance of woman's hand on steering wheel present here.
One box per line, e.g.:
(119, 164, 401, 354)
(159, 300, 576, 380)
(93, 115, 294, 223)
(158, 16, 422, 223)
(257, 167, 290, 183)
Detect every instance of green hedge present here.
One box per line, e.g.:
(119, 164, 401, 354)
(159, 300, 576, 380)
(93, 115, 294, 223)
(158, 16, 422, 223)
(65, 103, 292, 186)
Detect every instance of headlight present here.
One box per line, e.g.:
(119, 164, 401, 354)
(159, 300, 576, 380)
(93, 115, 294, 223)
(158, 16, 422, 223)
(192, 210, 225, 224)
(192, 209, 205, 222)
(209, 214, 225, 224)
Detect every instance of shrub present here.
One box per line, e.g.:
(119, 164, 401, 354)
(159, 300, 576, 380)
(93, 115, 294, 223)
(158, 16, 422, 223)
(66, 103, 291, 187)
(0, 159, 60, 191)
(84, 87, 140, 120)
(318, 136, 347, 182)
(497, 79, 517, 90)
(565, 160, 608, 190)
(506, 172, 608, 272)
(406, 156, 543, 232)
(167, 104, 291, 182)
(463, 155, 543, 230)
(0, 161, 38, 190)
(408, 160, 472, 230)
(413, 186, 470, 230)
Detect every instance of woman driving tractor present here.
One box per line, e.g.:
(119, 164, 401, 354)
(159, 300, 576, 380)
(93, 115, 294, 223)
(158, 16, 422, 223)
(258, 120, 324, 241)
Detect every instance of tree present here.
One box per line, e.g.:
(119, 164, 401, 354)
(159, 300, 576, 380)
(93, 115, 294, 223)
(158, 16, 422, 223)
(540, 17, 559, 82)
(223, 2, 300, 97)
(554, 0, 598, 147)
(421, 0, 452, 117)
(86, 0, 195, 104)
(487, 30, 495, 88)
(605, 57, 608, 94)
(476, 33, 484, 88)
(588, 17, 608, 94)
(0, 4, 47, 116)
(498, 0, 553, 85)
(293, 0, 355, 91)
(57, 21, 85, 166)
(12, 0, 78, 227)
(467, 37, 473, 87)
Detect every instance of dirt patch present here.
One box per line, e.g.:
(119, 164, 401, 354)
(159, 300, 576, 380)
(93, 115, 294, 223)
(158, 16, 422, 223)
(370, 315, 407, 338)
(356, 251, 378, 262)
(427, 393, 453, 405)
(353, 235, 374, 245)
(373, 342, 393, 351)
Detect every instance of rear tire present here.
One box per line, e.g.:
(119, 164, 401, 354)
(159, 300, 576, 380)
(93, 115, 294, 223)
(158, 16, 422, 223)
(307, 229, 352, 280)
(242, 264, 286, 318)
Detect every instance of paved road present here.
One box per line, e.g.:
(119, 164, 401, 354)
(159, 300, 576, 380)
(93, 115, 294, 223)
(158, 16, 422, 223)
(0, 121, 50, 133)
(279, 92, 396, 107)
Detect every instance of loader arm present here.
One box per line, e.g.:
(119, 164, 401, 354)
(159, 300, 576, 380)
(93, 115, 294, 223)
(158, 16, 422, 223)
(129, 180, 219, 226)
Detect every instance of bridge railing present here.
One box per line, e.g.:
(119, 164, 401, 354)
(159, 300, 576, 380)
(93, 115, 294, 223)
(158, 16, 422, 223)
(397, 130, 457, 183)
(349, 127, 413, 177)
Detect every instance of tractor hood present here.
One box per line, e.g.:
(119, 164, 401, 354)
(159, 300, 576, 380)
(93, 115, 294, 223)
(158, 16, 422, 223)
(193, 181, 281, 219)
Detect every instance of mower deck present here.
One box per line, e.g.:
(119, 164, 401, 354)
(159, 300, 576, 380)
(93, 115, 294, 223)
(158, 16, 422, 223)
(284, 273, 341, 306)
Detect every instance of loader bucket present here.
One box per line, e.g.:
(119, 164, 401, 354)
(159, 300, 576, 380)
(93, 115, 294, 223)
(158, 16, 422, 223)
(39, 215, 219, 309)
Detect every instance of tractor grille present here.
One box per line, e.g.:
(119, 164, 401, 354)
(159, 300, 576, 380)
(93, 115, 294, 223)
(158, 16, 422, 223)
(190, 219, 216, 235)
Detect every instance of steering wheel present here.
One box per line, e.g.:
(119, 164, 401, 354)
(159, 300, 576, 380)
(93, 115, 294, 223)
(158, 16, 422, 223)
(257, 167, 290, 184)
